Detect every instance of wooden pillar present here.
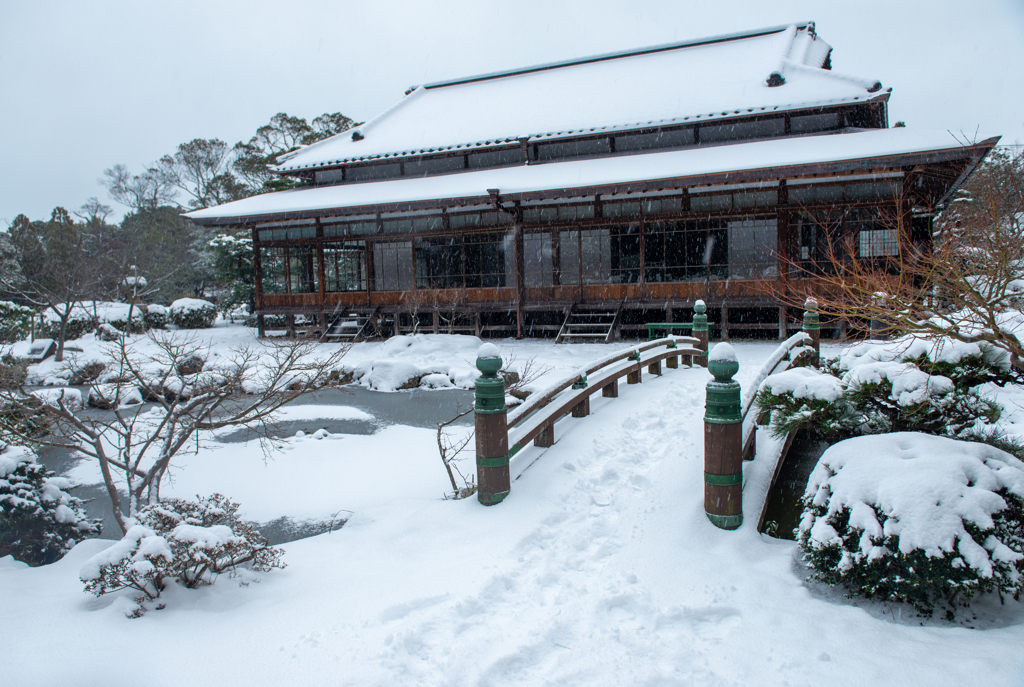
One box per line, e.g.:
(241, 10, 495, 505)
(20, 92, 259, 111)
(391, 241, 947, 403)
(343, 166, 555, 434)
(513, 212, 525, 339)
(432, 310, 439, 334)
(778, 306, 787, 340)
(474, 350, 510, 505)
(721, 305, 729, 341)
(534, 423, 555, 447)
(257, 313, 265, 339)
(648, 360, 662, 376)
(571, 396, 590, 418)
(475, 311, 482, 337)
(666, 354, 678, 369)
(602, 380, 618, 397)
(627, 368, 642, 384)
(704, 348, 742, 530)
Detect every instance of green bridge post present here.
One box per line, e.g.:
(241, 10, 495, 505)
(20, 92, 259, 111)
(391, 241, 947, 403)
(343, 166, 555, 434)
(692, 300, 708, 368)
(474, 349, 510, 505)
(704, 345, 742, 530)
(803, 298, 820, 367)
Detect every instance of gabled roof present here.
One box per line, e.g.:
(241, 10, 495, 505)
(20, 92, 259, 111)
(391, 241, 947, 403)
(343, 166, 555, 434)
(188, 129, 995, 225)
(273, 22, 887, 173)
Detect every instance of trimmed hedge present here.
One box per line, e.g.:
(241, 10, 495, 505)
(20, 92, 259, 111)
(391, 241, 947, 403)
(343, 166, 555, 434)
(169, 299, 217, 329)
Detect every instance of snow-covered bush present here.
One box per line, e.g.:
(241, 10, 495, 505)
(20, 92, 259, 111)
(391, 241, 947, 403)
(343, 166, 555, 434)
(80, 494, 284, 617)
(39, 306, 96, 341)
(144, 304, 167, 330)
(0, 444, 100, 566)
(799, 434, 1024, 618)
(94, 303, 147, 334)
(96, 322, 122, 342)
(755, 337, 1007, 444)
(0, 301, 36, 344)
(0, 353, 29, 389)
(169, 298, 217, 329)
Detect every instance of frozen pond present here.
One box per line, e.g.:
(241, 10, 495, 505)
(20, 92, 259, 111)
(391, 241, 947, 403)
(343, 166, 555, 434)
(37, 385, 477, 544)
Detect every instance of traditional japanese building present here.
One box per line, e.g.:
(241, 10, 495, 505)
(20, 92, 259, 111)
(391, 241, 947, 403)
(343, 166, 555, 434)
(187, 22, 998, 341)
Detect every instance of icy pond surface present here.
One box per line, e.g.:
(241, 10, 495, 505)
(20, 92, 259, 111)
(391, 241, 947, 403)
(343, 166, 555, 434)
(39, 385, 477, 544)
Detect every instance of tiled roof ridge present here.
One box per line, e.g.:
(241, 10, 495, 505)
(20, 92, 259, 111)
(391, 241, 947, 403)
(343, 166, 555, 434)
(421, 22, 811, 90)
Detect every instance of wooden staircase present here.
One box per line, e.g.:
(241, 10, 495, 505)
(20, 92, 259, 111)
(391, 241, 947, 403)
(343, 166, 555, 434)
(555, 303, 621, 343)
(322, 307, 380, 343)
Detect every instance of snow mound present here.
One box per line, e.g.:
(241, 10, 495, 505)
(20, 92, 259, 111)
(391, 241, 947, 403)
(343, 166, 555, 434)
(802, 433, 1024, 577)
(169, 298, 216, 314)
(843, 361, 953, 407)
(349, 334, 484, 392)
(761, 367, 844, 402)
(839, 335, 1010, 372)
(31, 387, 83, 409)
(709, 342, 737, 362)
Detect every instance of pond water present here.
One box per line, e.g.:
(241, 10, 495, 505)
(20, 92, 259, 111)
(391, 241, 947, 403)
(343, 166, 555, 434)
(37, 385, 477, 544)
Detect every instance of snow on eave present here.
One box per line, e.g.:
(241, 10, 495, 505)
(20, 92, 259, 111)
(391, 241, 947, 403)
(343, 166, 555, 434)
(186, 129, 999, 226)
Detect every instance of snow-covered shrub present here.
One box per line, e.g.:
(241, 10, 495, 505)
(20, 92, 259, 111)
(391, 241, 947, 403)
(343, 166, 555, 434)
(0, 301, 36, 344)
(98, 303, 147, 334)
(754, 367, 855, 440)
(0, 444, 100, 566)
(169, 298, 217, 329)
(144, 304, 167, 330)
(96, 323, 122, 342)
(80, 494, 285, 617)
(0, 353, 29, 389)
(799, 433, 1024, 618)
(755, 337, 1007, 443)
(39, 306, 96, 341)
(88, 383, 143, 409)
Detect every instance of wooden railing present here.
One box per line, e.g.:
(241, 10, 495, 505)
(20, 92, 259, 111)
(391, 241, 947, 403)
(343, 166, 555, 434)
(504, 336, 701, 478)
(739, 332, 814, 462)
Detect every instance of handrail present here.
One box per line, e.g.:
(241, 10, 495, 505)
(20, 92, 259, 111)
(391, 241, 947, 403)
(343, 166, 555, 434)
(739, 332, 813, 460)
(507, 335, 699, 429)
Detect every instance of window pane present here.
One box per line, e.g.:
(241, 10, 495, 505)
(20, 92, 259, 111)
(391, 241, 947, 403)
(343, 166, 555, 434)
(728, 218, 778, 279)
(700, 117, 785, 143)
(581, 228, 612, 284)
(259, 246, 288, 294)
(324, 242, 366, 292)
(615, 128, 694, 152)
(559, 230, 580, 285)
(536, 138, 611, 161)
(346, 163, 402, 182)
(288, 245, 318, 293)
(373, 241, 414, 291)
(859, 228, 899, 257)
(524, 232, 553, 287)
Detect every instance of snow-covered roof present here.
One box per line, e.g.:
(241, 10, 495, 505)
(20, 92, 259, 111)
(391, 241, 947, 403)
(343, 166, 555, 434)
(273, 23, 886, 172)
(187, 128, 993, 224)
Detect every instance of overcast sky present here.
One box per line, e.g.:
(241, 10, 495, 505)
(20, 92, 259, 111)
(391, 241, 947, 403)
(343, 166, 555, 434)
(2, 0, 1022, 225)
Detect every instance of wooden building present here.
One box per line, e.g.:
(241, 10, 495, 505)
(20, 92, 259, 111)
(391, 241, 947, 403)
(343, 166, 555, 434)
(187, 22, 998, 341)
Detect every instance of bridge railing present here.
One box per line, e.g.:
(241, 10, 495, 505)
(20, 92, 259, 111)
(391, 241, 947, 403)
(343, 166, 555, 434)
(473, 333, 704, 505)
(739, 332, 815, 461)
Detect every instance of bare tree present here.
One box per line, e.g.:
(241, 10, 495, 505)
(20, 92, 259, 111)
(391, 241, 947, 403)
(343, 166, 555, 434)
(156, 138, 245, 210)
(0, 333, 349, 534)
(771, 146, 1024, 370)
(100, 164, 178, 212)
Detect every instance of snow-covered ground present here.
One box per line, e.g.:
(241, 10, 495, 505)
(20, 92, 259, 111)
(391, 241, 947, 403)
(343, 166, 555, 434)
(2, 333, 1023, 686)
